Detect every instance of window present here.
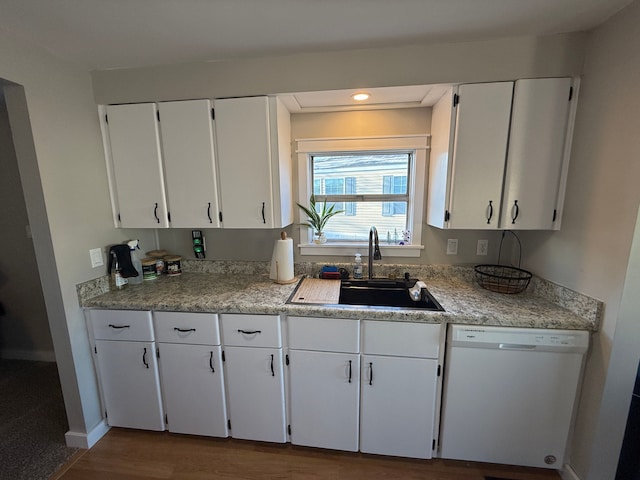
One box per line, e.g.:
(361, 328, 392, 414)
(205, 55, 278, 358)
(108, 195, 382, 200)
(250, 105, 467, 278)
(311, 153, 410, 241)
(297, 136, 428, 257)
(382, 175, 408, 216)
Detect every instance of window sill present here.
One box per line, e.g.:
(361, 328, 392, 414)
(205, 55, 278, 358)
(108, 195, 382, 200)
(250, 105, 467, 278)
(298, 243, 424, 258)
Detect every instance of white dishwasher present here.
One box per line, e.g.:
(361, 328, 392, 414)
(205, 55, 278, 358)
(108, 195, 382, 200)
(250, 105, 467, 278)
(440, 324, 589, 469)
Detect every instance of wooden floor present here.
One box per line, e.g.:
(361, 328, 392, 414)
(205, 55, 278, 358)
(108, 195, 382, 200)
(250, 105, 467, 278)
(52, 429, 561, 480)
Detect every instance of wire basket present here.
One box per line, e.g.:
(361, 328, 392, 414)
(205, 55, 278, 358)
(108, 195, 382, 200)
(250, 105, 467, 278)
(474, 231, 532, 294)
(474, 264, 532, 294)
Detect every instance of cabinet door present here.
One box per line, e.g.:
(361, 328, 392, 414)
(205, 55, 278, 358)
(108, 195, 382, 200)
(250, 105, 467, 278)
(501, 78, 573, 229)
(223, 346, 286, 442)
(289, 350, 360, 451)
(106, 103, 169, 228)
(158, 100, 221, 228)
(447, 82, 513, 229)
(360, 355, 438, 459)
(214, 97, 275, 228)
(157, 343, 228, 437)
(95, 340, 165, 431)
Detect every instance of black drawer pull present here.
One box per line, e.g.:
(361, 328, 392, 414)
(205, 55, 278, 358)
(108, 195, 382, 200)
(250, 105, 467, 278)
(348, 360, 352, 383)
(174, 327, 196, 333)
(108, 324, 130, 329)
(369, 362, 373, 386)
(209, 351, 215, 373)
(270, 354, 275, 377)
(238, 329, 261, 335)
(142, 348, 149, 368)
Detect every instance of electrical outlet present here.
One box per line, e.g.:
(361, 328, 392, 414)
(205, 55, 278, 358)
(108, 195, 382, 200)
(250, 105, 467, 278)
(477, 239, 489, 256)
(90, 248, 104, 268)
(446, 239, 458, 255)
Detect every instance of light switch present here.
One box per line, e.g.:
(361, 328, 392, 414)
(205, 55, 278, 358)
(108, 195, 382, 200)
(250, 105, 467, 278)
(90, 248, 104, 268)
(447, 239, 458, 255)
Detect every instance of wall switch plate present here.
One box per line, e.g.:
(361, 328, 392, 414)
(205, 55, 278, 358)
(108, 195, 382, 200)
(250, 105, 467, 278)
(90, 248, 104, 268)
(477, 239, 489, 256)
(446, 239, 458, 255)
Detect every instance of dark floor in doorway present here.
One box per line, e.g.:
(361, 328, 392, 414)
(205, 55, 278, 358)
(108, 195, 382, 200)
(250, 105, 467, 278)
(485, 477, 518, 480)
(0, 359, 79, 480)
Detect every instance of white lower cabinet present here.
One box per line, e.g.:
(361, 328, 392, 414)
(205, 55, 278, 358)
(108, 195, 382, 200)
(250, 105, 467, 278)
(288, 350, 360, 451)
(360, 355, 438, 459)
(154, 312, 228, 438)
(288, 316, 361, 451)
(88, 308, 444, 459)
(220, 314, 287, 443)
(89, 309, 165, 431)
(359, 320, 443, 459)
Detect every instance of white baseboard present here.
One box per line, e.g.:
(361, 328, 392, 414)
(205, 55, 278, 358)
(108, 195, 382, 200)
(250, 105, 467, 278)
(1, 348, 56, 362)
(65, 420, 110, 449)
(561, 463, 582, 480)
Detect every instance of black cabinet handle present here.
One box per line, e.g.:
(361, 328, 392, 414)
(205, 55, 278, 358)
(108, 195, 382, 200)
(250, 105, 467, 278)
(261, 202, 266, 224)
(154, 202, 160, 224)
(209, 351, 215, 373)
(174, 327, 196, 333)
(108, 324, 130, 329)
(207, 202, 212, 224)
(511, 200, 519, 224)
(348, 360, 352, 383)
(238, 329, 261, 335)
(369, 362, 373, 386)
(142, 348, 149, 369)
(270, 354, 275, 377)
(487, 200, 493, 225)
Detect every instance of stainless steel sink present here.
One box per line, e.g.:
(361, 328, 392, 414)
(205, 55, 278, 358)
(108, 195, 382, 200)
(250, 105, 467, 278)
(338, 278, 444, 311)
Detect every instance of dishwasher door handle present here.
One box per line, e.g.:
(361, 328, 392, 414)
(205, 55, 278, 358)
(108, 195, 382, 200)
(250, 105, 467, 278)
(498, 343, 537, 350)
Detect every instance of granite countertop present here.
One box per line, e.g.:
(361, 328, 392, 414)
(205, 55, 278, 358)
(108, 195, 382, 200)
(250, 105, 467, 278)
(80, 263, 601, 331)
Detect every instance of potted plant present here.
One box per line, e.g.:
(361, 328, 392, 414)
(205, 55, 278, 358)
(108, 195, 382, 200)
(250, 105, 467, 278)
(297, 194, 344, 244)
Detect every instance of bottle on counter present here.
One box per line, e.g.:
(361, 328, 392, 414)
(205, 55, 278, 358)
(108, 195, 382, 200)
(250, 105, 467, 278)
(353, 253, 363, 279)
(111, 253, 128, 290)
(127, 240, 143, 285)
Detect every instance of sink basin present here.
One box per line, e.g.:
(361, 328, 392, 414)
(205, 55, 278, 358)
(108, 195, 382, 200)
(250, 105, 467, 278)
(338, 278, 444, 311)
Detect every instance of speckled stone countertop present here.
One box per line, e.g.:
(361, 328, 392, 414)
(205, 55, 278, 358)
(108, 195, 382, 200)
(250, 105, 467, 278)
(80, 261, 601, 331)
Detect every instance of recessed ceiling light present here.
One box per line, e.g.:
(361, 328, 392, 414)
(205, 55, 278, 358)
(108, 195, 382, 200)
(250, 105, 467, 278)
(352, 92, 370, 101)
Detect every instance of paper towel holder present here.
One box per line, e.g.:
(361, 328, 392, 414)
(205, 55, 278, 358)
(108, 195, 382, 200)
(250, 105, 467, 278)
(272, 231, 298, 285)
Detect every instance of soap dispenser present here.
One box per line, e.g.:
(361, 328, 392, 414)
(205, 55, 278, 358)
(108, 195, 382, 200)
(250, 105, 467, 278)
(353, 253, 363, 279)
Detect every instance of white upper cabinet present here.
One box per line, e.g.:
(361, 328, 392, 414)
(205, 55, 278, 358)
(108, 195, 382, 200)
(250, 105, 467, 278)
(103, 100, 220, 228)
(500, 78, 574, 230)
(427, 77, 577, 230)
(427, 82, 513, 229)
(158, 100, 221, 228)
(105, 103, 169, 228)
(214, 96, 293, 229)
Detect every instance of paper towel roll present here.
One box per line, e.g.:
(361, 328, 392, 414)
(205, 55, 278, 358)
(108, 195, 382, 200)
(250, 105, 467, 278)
(270, 232, 295, 284)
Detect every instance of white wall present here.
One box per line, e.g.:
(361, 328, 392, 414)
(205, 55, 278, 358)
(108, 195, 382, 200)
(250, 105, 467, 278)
(0, 28, 156, 446)
(91, 33, 585, 104)
(0, 94, 51, 360)
(519, 1, 640, 477)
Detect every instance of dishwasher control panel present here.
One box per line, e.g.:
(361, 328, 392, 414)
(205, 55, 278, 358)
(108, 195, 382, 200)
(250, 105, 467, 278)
(450, 326, 589, 352)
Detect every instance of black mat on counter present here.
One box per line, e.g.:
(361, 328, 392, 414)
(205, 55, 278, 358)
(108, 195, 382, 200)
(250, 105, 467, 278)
(0, 359, 78, 479)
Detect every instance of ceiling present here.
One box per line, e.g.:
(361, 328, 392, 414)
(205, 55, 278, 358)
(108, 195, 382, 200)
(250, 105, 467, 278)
(0, 0, 632, 111)
(0, 0, 633, 72)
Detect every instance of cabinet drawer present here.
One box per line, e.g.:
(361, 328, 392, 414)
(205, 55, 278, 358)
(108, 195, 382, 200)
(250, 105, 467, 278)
(89, 309, 154, 342)
(362, 321, 441, 358)
(153, 312, 220, 345)
(220, 314, 282, 348)
(288, 316, 360, 353)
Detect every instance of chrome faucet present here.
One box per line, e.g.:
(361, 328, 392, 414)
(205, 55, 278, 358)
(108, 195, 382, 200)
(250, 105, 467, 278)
(368, 226, 382, 279)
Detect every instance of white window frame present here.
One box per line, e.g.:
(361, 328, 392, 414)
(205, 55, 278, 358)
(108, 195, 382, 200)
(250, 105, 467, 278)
(296, 135, 429, 257)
